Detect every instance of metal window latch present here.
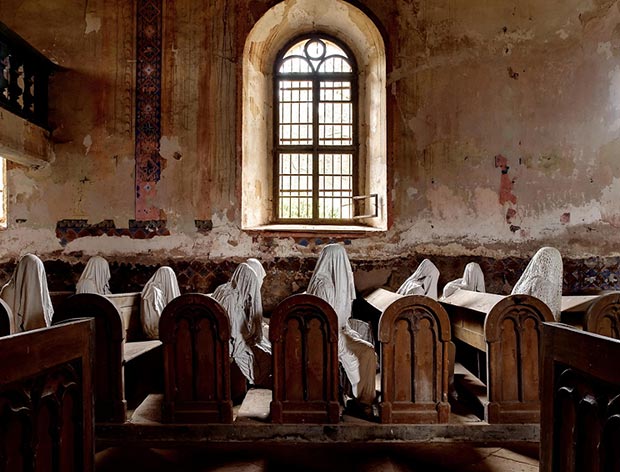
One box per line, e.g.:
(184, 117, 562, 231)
(352, 193, 378, 219)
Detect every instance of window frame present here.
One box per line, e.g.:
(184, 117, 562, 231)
(272, 33, 359, 224)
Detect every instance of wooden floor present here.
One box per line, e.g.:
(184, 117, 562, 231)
(96, 442, 539, 471)
(96, 374, 540, 471)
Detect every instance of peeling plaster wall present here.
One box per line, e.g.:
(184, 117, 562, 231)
(0, 0, 620, 304)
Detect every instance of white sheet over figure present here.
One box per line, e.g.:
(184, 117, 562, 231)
(0, 253, 53, 332)
(441, 262, 486, 299)
(396, 258, 440, 299)
(211, 262, 271, 385)
(76, 256, 112, 295)
(511, 247, 563, 321)
(141, 266, 181, 339)
(306, 244, 377, 406)
(245, 258, 271, 354)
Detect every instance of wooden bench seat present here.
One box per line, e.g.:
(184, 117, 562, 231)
(53, 292, 161, 423)
(541, 322, 620, 471)
(560, 292, 620, 338)
(159, 293, 235, 423)
(441, 289, 554, 424)
(0, 319, 95, 471)
(378, 295, 451, 424)
(270, 294, 340, 424)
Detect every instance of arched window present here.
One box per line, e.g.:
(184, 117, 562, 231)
(241, 0, 387, 231)
(274, 35, 357, 223)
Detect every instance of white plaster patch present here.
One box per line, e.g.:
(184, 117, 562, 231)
(159, 136, 182, 160)
(556, 29, 569, 40)
(608, 66, 620, 111)
(406, 187, 418, 199)
(84, 13, 102, 34)
(598, 42, 613, 60)
(8, 168, 39, 202)
(83, 135, 92, 155)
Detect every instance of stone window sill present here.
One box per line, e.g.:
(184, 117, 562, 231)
(245, 224, 385, 238)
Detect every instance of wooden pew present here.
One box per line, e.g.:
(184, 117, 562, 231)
(0, 297, 12, 335)
(557, 292, 620, 338)
(270, 294, 340, 424)
(53, 293, 161, 423)
(378, 295, 451, 424)
(441, 289, 554, 423)
(540, 323, 620, 471)
(159, 293, 234, 423)
(0, 319, 94, 471)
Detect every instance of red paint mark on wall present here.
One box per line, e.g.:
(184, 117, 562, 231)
(560, 212, 570, 224)
(506, 208, 517, 224)
(495, 154, 517, 205)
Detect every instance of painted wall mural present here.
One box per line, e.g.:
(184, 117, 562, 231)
(135, 0, 163, 220)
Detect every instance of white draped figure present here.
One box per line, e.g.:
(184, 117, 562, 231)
(0, 253, 53, 332)
(76, 256, 112, 295)
(211, 263, 270, 384)
(511, 247, 563, 321)
(245, 258, 272, 354)
(306, 244, 377, 405)
(396, 258, 440, 300)
(441, 262, 486, 299)
(141, 266, 181, 339)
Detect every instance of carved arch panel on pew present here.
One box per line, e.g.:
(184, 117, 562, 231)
(484, 294, 554, 424)
(269, 294, 340, 424)
(541, 323, 620, 472)
(0, 319, 94, 472)
(378, 295, 451, 424)
(584, 292, 620, 339)
(159, 293, 233, 423)
(53, 293, 126, 423)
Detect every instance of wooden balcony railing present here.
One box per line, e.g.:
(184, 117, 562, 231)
(0, 21, 55, 129)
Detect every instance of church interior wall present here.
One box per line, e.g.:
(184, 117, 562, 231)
(0, 0, 619, 309)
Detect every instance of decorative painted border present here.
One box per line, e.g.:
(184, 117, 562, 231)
(135, 0, 163, 220)
(55, 219, 170, 246)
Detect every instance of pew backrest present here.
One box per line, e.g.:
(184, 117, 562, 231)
(541, 322, 620, 472)
(378, 295, 451, 424)
(584, 291, 620, 339)
(159, 293, 233, 423)
(484, 293, 554, 423)
(269, 293, 340, 424)
(53, 293, 126, 422)
(0, 319, 94, 471)
(107, 292, 142, 340)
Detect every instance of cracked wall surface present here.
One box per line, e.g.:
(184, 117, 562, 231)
(0, 0, 619, 302)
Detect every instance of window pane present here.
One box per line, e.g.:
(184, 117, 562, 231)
(278, 153, 313, 219)
(319, 81, 352, 146)
(318, 153, 353, 219)
(278, 80, 313, 145)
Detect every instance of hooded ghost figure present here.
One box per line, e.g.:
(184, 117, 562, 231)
(76, 256, 112, 295)
(246, 258, 266, 287)
(306, 244, 377, 405)
(211, 263, 270, 384)
(396, 259, 440, 300)
(0, 253, 53, 332)
(441, 262, 486, 299)
(141, 266, 181, 339)
(511, 247, 563, 321)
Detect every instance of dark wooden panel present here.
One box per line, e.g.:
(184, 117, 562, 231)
(485, 294, 554, 424)
(0, 319, 94, 472)
(584, 292, 620, 339)
(159, 293, 233, 423)
(541, 323, 620, 472)
(378, 295, 451, 424)
(0, 297, 11, 336)
(53, 293, 126, 423)
(270, 294, 340, 424)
